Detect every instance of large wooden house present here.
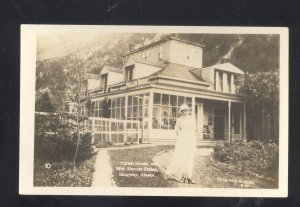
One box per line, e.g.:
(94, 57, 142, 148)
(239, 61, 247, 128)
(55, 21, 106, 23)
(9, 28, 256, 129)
(87, 36, 246, 145)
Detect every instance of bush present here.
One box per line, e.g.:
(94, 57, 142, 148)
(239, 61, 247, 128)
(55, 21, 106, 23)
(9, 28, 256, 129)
(213, 140, 279, 170)
(34, 132, 97, 163)
(34, 157, 96, 187)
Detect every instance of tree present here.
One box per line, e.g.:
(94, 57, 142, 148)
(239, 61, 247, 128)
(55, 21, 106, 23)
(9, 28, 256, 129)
(238, 72, 279, 143)
(35, 90, 59, 135)
(35, 90, 57, 112)
(63, 54, 91, 169)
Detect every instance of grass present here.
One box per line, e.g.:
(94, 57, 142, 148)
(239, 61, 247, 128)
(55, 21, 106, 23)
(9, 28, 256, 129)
(153, 148, 278, 188)
(34, 155, 96, 187)
(109, 145, 175, 187)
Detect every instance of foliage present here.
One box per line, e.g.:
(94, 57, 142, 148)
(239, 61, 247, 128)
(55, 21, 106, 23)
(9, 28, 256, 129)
(35, 90, 57, 112)
(34, 113, 60, 135)
(36, 60, 68, 110)
(34, 156, 96, 187)
(230, 35, 279, 73)
(238, 72, 279, 111)
(213, 140, 279, 171)
(177, 34, 279, 72)
(34, 132, 97, 162)
(237, 72, 279, 142)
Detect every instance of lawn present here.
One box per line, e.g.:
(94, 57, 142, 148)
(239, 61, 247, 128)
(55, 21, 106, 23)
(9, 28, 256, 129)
(155, 148, 278, 188)
(108, 145, 176, 187)
(34, 155, 96, 187)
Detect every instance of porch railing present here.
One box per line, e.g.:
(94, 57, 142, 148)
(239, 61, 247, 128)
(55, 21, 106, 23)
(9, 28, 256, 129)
(88, 117, 140, 147)
(88, 87, 104, 96)
(196, 128, 244, 141)
(225, 133, 245, 141)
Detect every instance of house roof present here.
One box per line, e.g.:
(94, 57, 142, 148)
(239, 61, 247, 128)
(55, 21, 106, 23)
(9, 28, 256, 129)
(123, 36, 205, 57)
(196, 63, 244, 75)
(131, 56, 168, 68)
(103, 65, 123, 73)
(150, 63, 208, 84)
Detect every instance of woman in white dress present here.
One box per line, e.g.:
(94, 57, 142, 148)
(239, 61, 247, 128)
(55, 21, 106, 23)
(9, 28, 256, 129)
(166, 104, 197, 184)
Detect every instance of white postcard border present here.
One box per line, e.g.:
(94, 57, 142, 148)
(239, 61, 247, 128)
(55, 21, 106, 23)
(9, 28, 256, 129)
(19, 25, 289, 197)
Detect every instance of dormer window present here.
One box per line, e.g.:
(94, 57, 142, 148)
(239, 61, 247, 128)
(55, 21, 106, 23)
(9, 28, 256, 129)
(158, 45, 163, 60)
(125, 65, 134, 82)
(141, 50, 149, 60)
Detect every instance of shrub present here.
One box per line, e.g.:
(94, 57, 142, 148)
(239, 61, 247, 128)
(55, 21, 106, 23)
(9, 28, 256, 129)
(34, 132, 97, 163)
(34, 157, 96, 187)
(213, 140, 279, 170)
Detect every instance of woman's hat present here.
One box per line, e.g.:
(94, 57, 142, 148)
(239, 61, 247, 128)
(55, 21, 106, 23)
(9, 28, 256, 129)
(179, 104, 189, 111)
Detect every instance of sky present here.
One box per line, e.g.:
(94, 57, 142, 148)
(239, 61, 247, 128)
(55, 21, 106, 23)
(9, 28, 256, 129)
(36, 32, 112, 60)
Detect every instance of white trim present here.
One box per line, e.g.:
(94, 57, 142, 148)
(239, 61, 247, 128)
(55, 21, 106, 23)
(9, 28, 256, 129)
(156, 75, 210, 86)
(151, 84, 244, 103)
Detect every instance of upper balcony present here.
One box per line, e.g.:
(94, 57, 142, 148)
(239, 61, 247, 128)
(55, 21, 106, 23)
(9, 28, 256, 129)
(190, 63, 244, 94)
(89, 76, 152, 96)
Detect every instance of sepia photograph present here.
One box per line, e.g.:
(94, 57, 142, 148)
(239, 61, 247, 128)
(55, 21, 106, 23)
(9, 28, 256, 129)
(19, 25, 288, 197)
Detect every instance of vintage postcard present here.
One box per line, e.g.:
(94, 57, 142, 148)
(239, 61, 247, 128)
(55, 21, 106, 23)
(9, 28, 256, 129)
(19, 25, 288, 197)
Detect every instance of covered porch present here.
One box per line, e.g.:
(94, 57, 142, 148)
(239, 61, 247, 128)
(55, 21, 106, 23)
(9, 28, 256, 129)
(194, 98, 246, 142)
(88, 87, 246, 145)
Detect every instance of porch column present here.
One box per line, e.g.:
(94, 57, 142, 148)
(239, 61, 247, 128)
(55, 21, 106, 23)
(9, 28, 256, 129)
(228, 101, 231, 141)
(198, 103, 204, 139)
(243, 103, 247, 140)
(192, 96, 195, 120)
(148, 90, 153, 142)
(125, 94, 128, 118)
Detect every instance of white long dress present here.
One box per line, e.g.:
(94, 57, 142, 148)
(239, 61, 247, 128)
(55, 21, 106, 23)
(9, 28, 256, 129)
(166, 115, 196, 179)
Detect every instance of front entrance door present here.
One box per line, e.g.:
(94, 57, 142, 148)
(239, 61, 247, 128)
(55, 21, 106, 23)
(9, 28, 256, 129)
(214, 116, 225, 140)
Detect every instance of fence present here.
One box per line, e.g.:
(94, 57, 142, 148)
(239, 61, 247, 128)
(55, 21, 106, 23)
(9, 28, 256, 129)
(88, 117, 141, 147)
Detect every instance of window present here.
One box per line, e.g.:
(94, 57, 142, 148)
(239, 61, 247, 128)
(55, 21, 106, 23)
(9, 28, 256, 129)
(101, 74, 108, 92)
(92, 100, 102, 117)
(158, 45, 163, 60)
(227, 74, 231, 93)
(110, 96, 125, 119)
(219, 71, 223, 91)
(127, 93, 150, 129)
(152, 93, 192, 130)
(214, 71, 216, 90)
(125, 65, 134, 81)
(214, 70, 224, 91)
(145, 50, 149, 60)
(141, 50, 149, 60)
(141, 51, 145, 59)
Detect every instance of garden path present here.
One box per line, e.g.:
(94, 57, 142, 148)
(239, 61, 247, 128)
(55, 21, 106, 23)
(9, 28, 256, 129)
(92, 148, 115, 187)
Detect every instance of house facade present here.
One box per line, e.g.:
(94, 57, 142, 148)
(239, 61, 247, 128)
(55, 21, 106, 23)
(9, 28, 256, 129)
(87, 36, 246, 145)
